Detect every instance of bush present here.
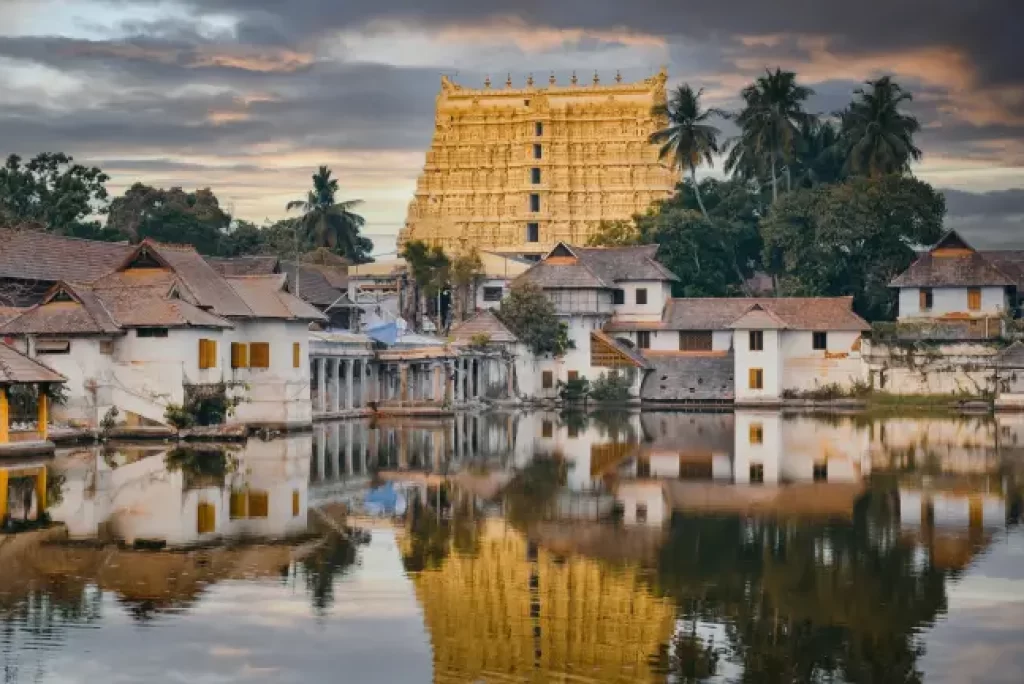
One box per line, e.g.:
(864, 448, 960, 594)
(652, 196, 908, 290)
(557, 376, 589, 405)
(165, 382, 245, 429)
(164, 403, 194, 429)
(589, 371, 632, 402)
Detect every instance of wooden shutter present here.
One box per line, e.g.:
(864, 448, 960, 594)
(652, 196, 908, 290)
(749, 368, 763, 389)
(292, 490, 301, 516)
(230, 342, 249, 369)
(198, 339, 217, 369)
(679, 331, 713, 351)
(292, 342, 301, 368)
(248, 491, 269, 518)
(542, 371, 553, 389)
(229, 491, 247, 519)
(567, 370, 579, 382)
(749, 424, 763, 444)
(968, 288, 981, 310)
(197, 502, 216, 534)
(250, 342, 271, 368)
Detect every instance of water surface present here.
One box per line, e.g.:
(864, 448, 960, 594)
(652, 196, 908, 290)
(2, 410, 1021, 683)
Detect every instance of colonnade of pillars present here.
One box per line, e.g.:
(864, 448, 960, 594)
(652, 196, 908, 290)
(311, 355, 512, 413)
(309, 415, 517, 483)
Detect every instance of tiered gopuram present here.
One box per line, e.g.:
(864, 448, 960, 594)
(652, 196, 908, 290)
(399, 69, 676, 258)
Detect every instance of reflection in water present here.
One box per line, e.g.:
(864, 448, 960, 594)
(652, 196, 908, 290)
(0, 411, 1021, 683)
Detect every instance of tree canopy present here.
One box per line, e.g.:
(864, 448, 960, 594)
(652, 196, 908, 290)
(0, 153, 109, 235)
(107, 184, 231, 255)
(496, 282, 570, 357)
(286, 165, 373, 263)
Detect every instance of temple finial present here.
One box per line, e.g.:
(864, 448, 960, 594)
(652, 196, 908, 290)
(571, 70, 578, 85)
(593, 71, 600, 85)
(549, 71, 556, 86)
(484, 75, 491, 88)
(615, 70, 622, 83)
(506, 73, 512, 88)
(527, 73, 534, 87)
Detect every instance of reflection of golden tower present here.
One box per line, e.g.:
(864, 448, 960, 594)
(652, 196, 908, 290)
(399, 70, 675, 257)
(400, 519, 676, 682)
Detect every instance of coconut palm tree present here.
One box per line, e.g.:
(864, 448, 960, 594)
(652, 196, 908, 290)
(840, 76, 922, 177)
(792, 118, 845, 188)
(285, 166, 367, 261)
(725, 68, 815, 202)
(650, 84, 726, 218)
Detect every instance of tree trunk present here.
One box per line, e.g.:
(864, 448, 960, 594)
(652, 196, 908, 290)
(691, 166, 709, 219)
(770, 152, 778, 203)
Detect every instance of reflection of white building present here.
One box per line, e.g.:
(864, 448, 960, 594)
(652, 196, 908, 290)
(50, 436, 311, 546)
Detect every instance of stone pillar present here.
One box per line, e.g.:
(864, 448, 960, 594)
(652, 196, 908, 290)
(317, 428, 327, 480)
(345, 358, 355, 410)
(345, 422, 354, 474)
(399, 363, 409, 403)
(316, 357, 327, 414)
(507, 360, 515, 398)
(433, 364, 443, 402)
(445, 361, 454, 404)
(469, 358, 477, 399)
(330, 359, 341, 413)
(455, 359, 464, 403)
(368, 427, 378, 466)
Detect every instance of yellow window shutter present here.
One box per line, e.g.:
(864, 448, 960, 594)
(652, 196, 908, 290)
(229, 491, 247, 519)
(231, 342, 249, 369)
(248, 491, 269, 518)
(251, 342, 270, 369)
(968, 288, 981, 311)
(208, 339, 216, 368)
(292, 342, 301, 368)
(198, 338, 207, 369)
(197, 502, 216, 534)
(292, 489, 301, 516)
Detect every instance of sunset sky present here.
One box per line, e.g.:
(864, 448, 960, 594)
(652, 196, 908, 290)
(2, 0, 1022, 255)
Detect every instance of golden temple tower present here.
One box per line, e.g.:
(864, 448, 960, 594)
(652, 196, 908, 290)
(399, 69, 676, 258)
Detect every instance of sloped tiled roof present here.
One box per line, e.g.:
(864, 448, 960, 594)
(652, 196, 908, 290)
(449, 310, 518, 345)
(280, 261, 347, 308)
(225, 275, 327, 322)
(889, 251, 1014, 287)
(0, 229, 133, 283)
(650, 297, 868, 332)
(516, 242, 678, 290)
(206, 255, 279, 277)
(1, 281, 121, 335)
(0, 343, 66, 384)
(0, 306, 25, 325)
(91, 286, 232, 329)
(591, 330, 652, 369)
(132, 242, 252, 317)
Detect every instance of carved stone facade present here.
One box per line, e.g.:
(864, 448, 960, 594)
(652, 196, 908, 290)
(399, 70, 676, 258)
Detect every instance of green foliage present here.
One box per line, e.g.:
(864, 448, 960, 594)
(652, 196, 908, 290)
(589, 370, 633, 402)
(496, 282, 570, 357)
(0, 153, 109, 234)
(450, 248, 483, 319)
(761, 174, 945, 320)
(557, 376, 590, 405)
(725, 68, 816, 202)
(165, 383, 244, 429)
(99, 406, 119, 437)
(107, 183, 231, 254)
(468, 332, 492, 348)
(586, 219, 643, 246)
(401, 239, 450, 298)
(502, 457, 567, 531)
(286, 166, 372, 263)
(7, 382, 68, 422)
(840, 76, 922, 177)
(650, 83, 726, 216)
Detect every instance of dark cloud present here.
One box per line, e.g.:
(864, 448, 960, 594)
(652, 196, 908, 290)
(944, 189, 1024, 218)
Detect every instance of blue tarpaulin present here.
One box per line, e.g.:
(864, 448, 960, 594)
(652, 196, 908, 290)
(365, 321, 399, 346)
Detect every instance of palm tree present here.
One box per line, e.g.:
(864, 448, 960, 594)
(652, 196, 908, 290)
(285, 166, 366, 261)
(725, 68, 815, 202)
(792, 118, 845, 188)
(650, 84, 726, 218)
(840, 76, 921, 177)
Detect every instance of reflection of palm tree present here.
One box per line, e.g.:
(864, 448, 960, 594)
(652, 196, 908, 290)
(671, 628, 720, 682)
(301, 532, 357, 614)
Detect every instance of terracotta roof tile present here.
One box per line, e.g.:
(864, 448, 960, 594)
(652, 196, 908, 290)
(0, 229, 133, 283)
(225, 275, 327, 322)
(136, 242, 251, 317)
(279, 261, 346, 307)
(889, 252, 1014, 288)
(609, 297, 869, 332)
(206, 256, 280, 277)
(515, 242, 678, 290)
(92, 285, 232, 329)
(0, 343, 66, 384)
(1, 282, 121, 335)
(450, 310, 518, 345)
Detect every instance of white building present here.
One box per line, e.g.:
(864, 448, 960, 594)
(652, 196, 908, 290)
(890, 230, 1020, 326)
(512, 243, 672, 399)
(0, 240, 325, 429)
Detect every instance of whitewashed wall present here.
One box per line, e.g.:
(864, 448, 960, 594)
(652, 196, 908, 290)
(864, 341, 999, 395)
(733, 410, 783, 484)
(780, 330, 867, 392)
(611, 281, 671, 321)
(734, 329, 782, 401)
(897, 286, 1007, 319)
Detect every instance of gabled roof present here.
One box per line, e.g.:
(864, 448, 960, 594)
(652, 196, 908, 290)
(614, 297, 869, 332)
(591, 330, 652, 369)
(0, 229, 133, 283)
(1, 281, 121, 335)
(890, 230, 1016, 288)
(89, 285, 233, 329)
(121, 241, 252, 317)
(727, 303, 789, 330)
(206, 255, 280, 277)
(225, 275, 327, 322)
(0, 343, 66, 385)
(449, 310, 518, 346)
(279, 261, 347, 308)
(516, 242, 678, 290)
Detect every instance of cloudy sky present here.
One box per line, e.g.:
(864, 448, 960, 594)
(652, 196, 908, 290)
(2, 0, 1022, 254)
